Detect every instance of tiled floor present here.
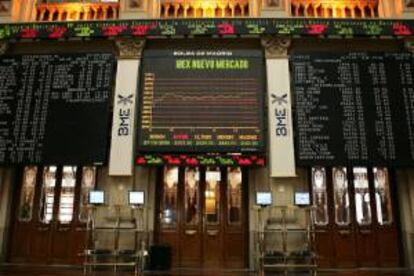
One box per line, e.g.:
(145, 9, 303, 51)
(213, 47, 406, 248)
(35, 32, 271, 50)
(0, 266, 412, 276)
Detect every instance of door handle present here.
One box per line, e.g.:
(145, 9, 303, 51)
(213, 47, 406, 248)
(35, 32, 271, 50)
(76, 227, 86, 232)
(37, 226, 49, 232)
(338, 229, 351, 235)
(206, 230, 219, 236)
(58, 227, 71, 232)
(185, 230, 197, 236)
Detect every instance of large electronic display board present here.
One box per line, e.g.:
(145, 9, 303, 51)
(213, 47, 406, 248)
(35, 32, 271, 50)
(0, 53, 115, 164)
(291, 52, 414, 166)
(138, 49, 265, 153)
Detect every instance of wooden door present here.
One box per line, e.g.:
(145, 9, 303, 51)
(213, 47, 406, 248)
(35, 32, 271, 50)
(222, 167, 247, 268)
(311, 166, 401, 268)
(351, 167, 377, 267)
(8, 165, 97, 264)
(156, 166, 247, 269)
(332, 167, 357, 268)
(12, 166, 61, 264)
(312, 167, 357, 268)
(49, 166, 81, 264)
(371, 168, 400, 267)
(8, 166, 41, 263)
(181, 167, 202, 267)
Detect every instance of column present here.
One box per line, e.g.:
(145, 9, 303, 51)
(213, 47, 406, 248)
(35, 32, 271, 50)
(370, 6, 375, 18)
(77, 8, 83, 20)
(109, 38, 146, 176)
(93, 8, 98, 20)
(47, 8, 54, 21)
(361, 5, 366, 18)
(322, 4, 327, 17)
(38, 9, 45, 21)
(183, 4, 189, 18)
(173, 4, 179, 18)
(163, 4, 170, 17)
(261, 36, 296, 177)
(220, 4, 226, 17)
(396, 170, 414, 267)
(57, 8, 63, 21)
(84, 7, 90, 20)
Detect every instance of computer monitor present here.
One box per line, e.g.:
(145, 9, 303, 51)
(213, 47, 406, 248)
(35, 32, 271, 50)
(129, 191, 145, 206)
(294, 192, 310, 206)
(88, 190, 105, 205)
(256, 192, 272, 206)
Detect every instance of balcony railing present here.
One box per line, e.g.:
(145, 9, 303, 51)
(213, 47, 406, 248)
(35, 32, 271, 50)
(290, 0, 379, 18)
(160, 0, 249, 18)
(36, 1, 119, 21)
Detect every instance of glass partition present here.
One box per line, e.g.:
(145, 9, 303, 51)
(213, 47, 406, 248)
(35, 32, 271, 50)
(184, 167, 199, 226)
(228, 167, 242, 225)
(161, 166, 179, 228)
(353, 167, 371, 225)
(18, 166, 38, 222)
(374, 167, 393, 225)
(39, 166, 57, 224)
(312, 167, 328, 226)
(333, 167, 350, 226)
(58, 166, 77, 224)
(205, 168, 221, 225)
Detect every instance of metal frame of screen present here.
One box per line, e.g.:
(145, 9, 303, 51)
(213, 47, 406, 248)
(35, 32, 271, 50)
(136, 48, 266, 154)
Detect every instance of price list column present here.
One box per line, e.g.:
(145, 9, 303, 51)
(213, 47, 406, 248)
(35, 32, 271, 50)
(33, 57, 53, 162)
(367, 57, 395, 162)
(293, 59, 334, 162)
(0, 58, 19, 162)
(142, 73, 154, 130)
(12, 57, 51, 163)
(340, 57, 368, 162)
(339, 61, 359, 161)
(399, 55, 414, 160)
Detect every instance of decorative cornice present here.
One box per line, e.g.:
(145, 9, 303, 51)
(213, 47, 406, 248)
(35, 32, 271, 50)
(291, 0, 378, 5)
(261, 35, 291, 58)
(115, 38, 145, 59)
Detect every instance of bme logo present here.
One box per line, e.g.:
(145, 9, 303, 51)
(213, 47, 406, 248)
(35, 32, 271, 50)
(271, 93, 288, 137)
(117, 93, 133, 136)
(271, 93, 288, 105)
(117, 94, 133, 106)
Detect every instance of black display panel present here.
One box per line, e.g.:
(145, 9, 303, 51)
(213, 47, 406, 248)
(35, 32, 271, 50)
(138, 49, 265, 153)
(0, 53, 115, 165)
(291, 52, 414, 167)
